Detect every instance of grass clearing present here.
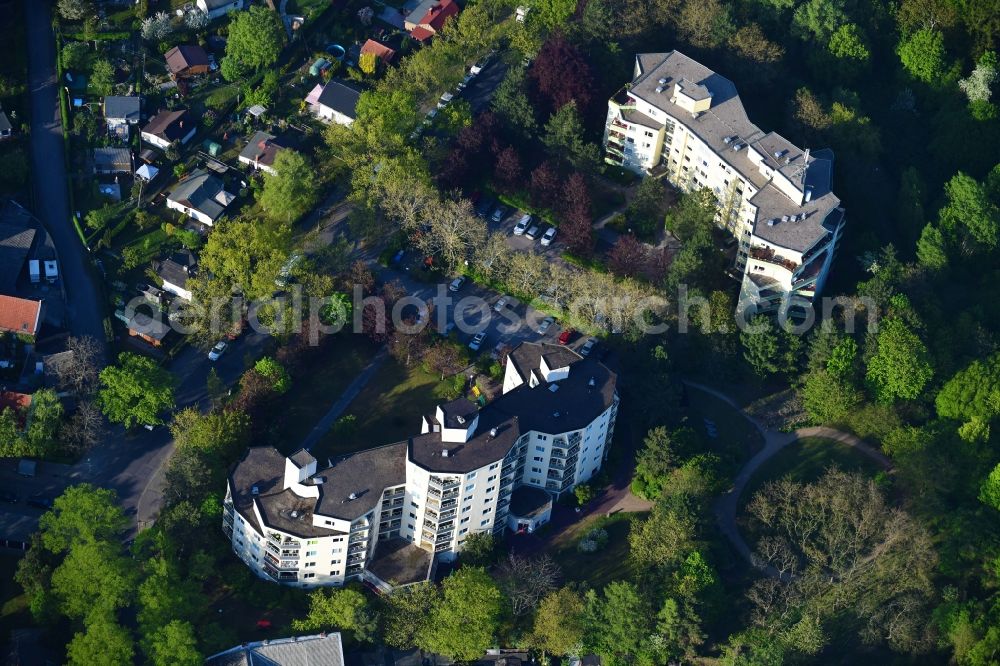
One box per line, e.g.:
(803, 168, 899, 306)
(550, 511, 643, 590)
(685, 386, 765, 478)
(743, 437, 885, 506)
(313, 355, 467, 461)
(272, 334, 379, 453)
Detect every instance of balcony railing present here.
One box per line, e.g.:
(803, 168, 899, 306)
(749, 246, 798, 272)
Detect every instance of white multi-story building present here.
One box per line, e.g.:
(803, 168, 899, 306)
(224, 342, 618, 589)
(603, 51, 846, 319)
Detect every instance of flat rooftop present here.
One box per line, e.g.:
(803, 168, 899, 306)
(367, 538, 432, 586)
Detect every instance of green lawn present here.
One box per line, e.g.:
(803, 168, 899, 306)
(313, 357, 466, 461)
(272, 334, 379, 453)
(743, 437, 886, 504)
(0, 555, 31, 649)
(549, 512, 644, 590)
(686, 386, 765, 478)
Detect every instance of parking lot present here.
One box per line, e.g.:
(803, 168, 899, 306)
(0, 459, 77, 543)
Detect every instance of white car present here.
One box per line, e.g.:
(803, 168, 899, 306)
(208, 340, 228, 361)
(541, 227, 557, 246)
(580, 337, 598, 357)
(525, 225, 540, 240)
(494, 296, 509, 312)
(468, 331, 487, 351)
(537, 317, 554, 335)
(437, 92, 454, 108)
(513, 214, 531, 235)
(449, 276, 467, 292)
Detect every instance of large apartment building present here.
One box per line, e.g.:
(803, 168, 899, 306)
(224, 342, 618, 589)
(603, 51, 845, 319)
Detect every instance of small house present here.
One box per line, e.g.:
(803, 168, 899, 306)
(103, 96, 141, 138)
(165, 45, 210, 78)
(404, 0, 459, 42)
(93, 147, 133, 175)
(155, 250, 197, 301)
(166, 169, 234, 226)
(141, 109, 196, 150)
(304, 80, 360, 125)
(238, 131, 286, 175)
(360, 39, 396, 66)
(196, 0, 244, 19)
(0, 295, 42, 339)
(127, 310, 171, 347)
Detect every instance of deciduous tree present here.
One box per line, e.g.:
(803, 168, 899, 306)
(865, 317, 933, 402)
(897, 28, 947, 83)
(293, 586, 378, 642)
(97, 353, 175, 427)
(222, 6, 285, 80)
(260, 150, 319, 223)
(532, 587, 586, 656)
(529, 35, 595, 113)
(420, 568, 504, 661)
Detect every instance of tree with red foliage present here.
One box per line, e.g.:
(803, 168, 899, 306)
(494, 146, 524, 193)
(560, 173, 595, 256)
(608, 234, 649, 277)
(529, 161, 562, 210)
(529, 34, 595, 114)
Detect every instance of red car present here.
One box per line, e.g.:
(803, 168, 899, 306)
(558, 329, 574, 345)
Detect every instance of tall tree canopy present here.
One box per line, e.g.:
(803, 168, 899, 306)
(221, 6, 285, 80)
(97, 353, 176, 427)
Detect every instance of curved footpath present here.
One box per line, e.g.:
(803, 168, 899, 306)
(682, 381, 893, 576)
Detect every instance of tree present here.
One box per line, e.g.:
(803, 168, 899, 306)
(253, 357, 291, 394)
(222, 6, 285, 80)
(66, 613, 135, 666)
(561, 173, 594, 256)
(420, 568, 504, 661)
(145, 620, 201, 666)
(293, 586, 378, 642)
(98, 353, 175, 427)
(384, 582, 440, 649)
(608, 235, 648, 278)
(939, 171, 1000, 250)
(728, 24, 785, 64)
(24, 389, 64, 456)
(184, 8, 208, 30)
(51, 540, 136, 619)
(89, 59, 115, 97)
(39, 484, 129, 552)
(747, 469, 937, 653)
(800, 368, 863, 423)
(916, 223, 948, 269)
(980, 463, 1000, 510)
(140, 12, 174, 41)
(259, 150, 319, 223)
(60, 400, 104, 454)
(627, 177, 668, 239)
(491, 66, 537, 136)
(791, 0, 847, 40)
(865, 318, 933, 402)
(58, 0, 94, 20)
(494, 145, 523, 192)
(677, 0, 734, 48)
(632, 426, 697, 499)
(828, 23, 870, 69)
(935, 353, 1000, 424)
(542, 102, 601, 173)
(533, 587, 586, 656)
(529, 35, 595, 113)
(458, 531, 496, 567)
(530, 161, 562, 210)
(897, 28, 946, 83)
(359, 51, 378, 76)
(585, 581, 658, 665)
(741, 316, 781, 377)
(495, 554, 560, 616)
(629, 498, 697, 571)
(959, 52, 998, 104)
(54, 336, 102, 396)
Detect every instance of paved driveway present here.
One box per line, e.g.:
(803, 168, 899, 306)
(24, 0, 108, 356)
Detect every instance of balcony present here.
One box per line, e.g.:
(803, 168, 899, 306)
(429, 477, 461, 492)
(223, 524, 233, 539)
(438, 520, 455, 532)
(347, 554, 366, 565)
(346, 564, 364, 575)
(264, 552, 299, 570)
(611, 86, 636, 109)
(749, 246, 798, 272)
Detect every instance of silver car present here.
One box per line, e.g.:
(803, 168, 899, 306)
(580, 337, 598, 357)
(468, 331, 487, 351)
(537, 317, 554, 335)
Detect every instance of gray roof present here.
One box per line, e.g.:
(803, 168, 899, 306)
(0, 222, 36, 291)
(289, 448, 316, 468)
(317, 81, 361, 119)
(93, 147, 132, 172)
(509, 485, 552, 519)
(314, 442, 408, 521)
(238, 130, 285, 167)
(438, 397, 479, 429)
(408, 409, 521, 474)
(206, 633, 345, 666)
(156, 250, 196, 288)
(229, 446, 287, 534)
(103, 96, 140, 122)
(627, 51, 841, 253)
(127, 311, 170, 341)
(141, 109, 193, 142)
(167, 168, 226, 221)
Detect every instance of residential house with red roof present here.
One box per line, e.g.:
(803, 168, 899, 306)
(404, 0, 459, 42)
(0, 295, 42, 339)
(360, 39, 396, 65)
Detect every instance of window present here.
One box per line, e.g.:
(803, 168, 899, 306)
(465, 483, 475, 492)
(487, 475, 496, 482)
(460, 528, 468, 535)
(537, 435, 548, 441)
(466, 472, 477, 479)
(481, 520, 489, 526)
(463, 506, 471, 513)
(305, 562, 316, 568)
(482, 508, 492, 514)
(303, 573, 315, 579)
(535, 445, 545, 452)
(409, 512, 416, 519)
(307, 539, 318, 545)
(531, 466, 542, 474)
(463, 495, 473, 502)
(532, 456, 543, 462)
(331, 559, 341, 564)
(306, 550, 317, 557)
(461, 517, 470, 524)
(489, 463, 499, 470)
(486, 487, 495, 493)
(407, 523, 414, 530)
(332, 548, 342, 554)
(411, 501, 418, 508)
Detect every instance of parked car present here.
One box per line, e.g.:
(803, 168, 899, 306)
(449, 276, 467, 292)
(27, 495, 53, 510)
(491, 205, 509, 223)
(208, 340, 228, 361)
(469, 331, 487, 351)
(513, 214, 531, 235)
(580, 337, 598, 357)
(494, 295, 509, 312)
(525, 224, 540, 240)
(0, 491, 18, 504)
(470, 52, 493, 75)
(457, 72, 475, 90)
(541, 227, 557, 246)
(438, 91, 454, 108)
(475, 197, 495, 218)
(558, 328, 574, 345)
(537, 316, 554, 335)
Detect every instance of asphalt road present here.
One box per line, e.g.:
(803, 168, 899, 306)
(24, 0, 108, 357)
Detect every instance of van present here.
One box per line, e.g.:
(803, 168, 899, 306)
(44, 260, 58, 283)
(28, 260, 40, 284)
